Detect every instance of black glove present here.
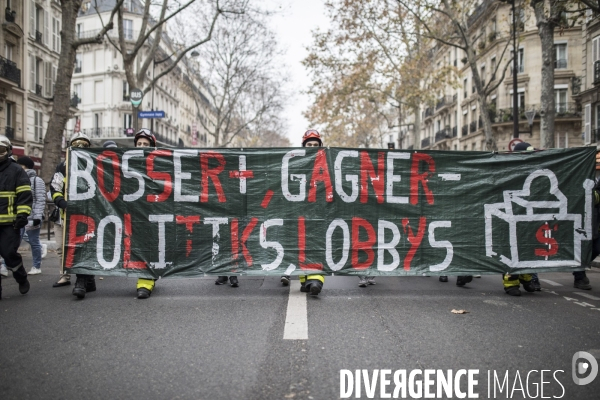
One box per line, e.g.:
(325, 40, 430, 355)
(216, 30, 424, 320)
(33, 219, 41, 226)
(57, 198, 68, 210)
(14, 214, 28, 230)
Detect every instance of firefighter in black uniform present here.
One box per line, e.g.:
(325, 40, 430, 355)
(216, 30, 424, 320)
(0, 135, 32, 299)
(50, 132, 96, 299)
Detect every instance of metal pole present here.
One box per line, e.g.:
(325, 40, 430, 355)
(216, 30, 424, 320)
(512, 0, 519, 138)
(151, 61, 155, 133)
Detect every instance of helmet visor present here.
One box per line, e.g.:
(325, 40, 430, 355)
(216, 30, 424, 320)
(71, 139, 90, 148)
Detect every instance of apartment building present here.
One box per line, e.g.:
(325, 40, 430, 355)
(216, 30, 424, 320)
(24, 0, 62, 166)
(1, 0, 25, 156)
(577, 10, 600, 148)
(409, 1, 583, 152)
(71, 0, 215, 147)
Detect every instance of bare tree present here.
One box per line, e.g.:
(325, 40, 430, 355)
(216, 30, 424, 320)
(40, 0, 123, 184)
(304, 0, 458, 149)
(184, 7, 288, 147)
(397, 0, 515, 151)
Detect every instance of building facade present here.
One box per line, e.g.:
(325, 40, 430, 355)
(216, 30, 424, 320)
(71, 0, 216, 148)
(1, 0, 26, 156)
(404, 1, 584, 152)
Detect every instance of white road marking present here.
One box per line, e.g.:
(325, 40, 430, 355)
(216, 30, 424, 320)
(439, 173, 461, 181)
(539, 279, 563, 287)
(573, 292, 600, 301)
(283, 280, 308, 340)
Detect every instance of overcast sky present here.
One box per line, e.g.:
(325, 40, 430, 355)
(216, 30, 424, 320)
(264, 0, 330, 146)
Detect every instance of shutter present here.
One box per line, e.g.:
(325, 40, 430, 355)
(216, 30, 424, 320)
(585, 104, 591, 144)
(30, 0, 35, 38)
(58, 20, 61, 53)
(52, 66, 57, 97)
(52, 18, 56, 51)
(594, 37, 599, 63)
(45, 62, 52, 97)
(30, 54, 35, 91)
(44, 9, 49, 46)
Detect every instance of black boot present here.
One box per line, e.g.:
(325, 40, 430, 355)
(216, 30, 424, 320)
(521, 281, 536, 293)
(505, 286, 521, 296)
(439, 276, 448, 282)
(456, 276, 472, 287)
(215, 276, 228, 285)
(281, 275, 290, 286)
(12, 266, 30, 295)
(85, 276, 96, 292)
(229, 276, 239, 287)
(72, 276, 86, 299)
(137, 288, 151, 299)
(305, 279, 323, 295)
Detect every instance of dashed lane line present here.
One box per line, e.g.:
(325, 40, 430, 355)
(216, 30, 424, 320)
(572, 292, 600, 301)
(539, 279, 563, 287)
(283, 280, 308, 340)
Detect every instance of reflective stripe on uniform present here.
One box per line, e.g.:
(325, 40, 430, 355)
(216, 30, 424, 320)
(52, 192, 63, 201)
(17, 205, 32, 214)
(15, 185, 31, 194)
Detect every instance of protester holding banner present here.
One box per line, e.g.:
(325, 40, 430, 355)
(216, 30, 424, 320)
(16, 156, 45, 275)
(0, 135, 32, 299)
(51, 133, 98, 299)
(133, 129, 160, 299)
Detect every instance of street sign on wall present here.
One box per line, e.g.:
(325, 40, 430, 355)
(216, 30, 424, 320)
(138, 111, 165, 119)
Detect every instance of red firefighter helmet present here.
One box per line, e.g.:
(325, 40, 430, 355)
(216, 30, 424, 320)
(302, 129, 322, 147)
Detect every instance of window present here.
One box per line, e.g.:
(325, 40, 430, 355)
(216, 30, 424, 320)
(34, 111, 43, 142)
(123, 19, 133, 40)
(93, 113, 101, 136)
(555, 44, 567, 69)
(555, 132, 568, 148)
(123, 114, 132, 130)
(94, 80, 103, 103)
(74, 83, 82, 104)
(511, 48, 524, 73)
(4, 44, 13, 61)
(75, 53, 82, 73)
(585, 104, 591, 144)
(491, 57, 496, 81)
(463, 78, 468, 98)
(518, 92, 525, 110)
(555, 89, 567, 113)
(123, 81, 130, 101)
(480, 66, 486, 86)
(6, 103, 13, 127)
(76, 23, 83, 39)
(124, 0, 132, 10)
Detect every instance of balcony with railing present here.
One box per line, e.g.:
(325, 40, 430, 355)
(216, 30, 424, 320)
(555, 102, 581, 117)
(554, 59, 567, 69)
(421, 137, 431, 148)
(5, 126, 14, 139)
(0, 55, 21, 86)
(462, 125, 468, 136)
(5, 7, 16, 22)
(78, 126, 179, 147)
(435, 96, 456, 113)
(469, 121, 477, 133)
(452, 126, 457, 137)
(434, 130, 447, 142)
(77, 29, 139, 41)
(424, 107, 433, 119)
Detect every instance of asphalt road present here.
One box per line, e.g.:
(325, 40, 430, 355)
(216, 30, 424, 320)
(1, 249, 599, 400)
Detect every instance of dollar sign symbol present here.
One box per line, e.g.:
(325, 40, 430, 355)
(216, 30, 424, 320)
(534, 223, 558, 257)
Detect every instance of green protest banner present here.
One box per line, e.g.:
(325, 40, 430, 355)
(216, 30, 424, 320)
(63, 147, 596, 278)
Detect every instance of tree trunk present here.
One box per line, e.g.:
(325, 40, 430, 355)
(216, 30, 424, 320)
(40, 0, 81, 184)
(532, 1, 556, 149)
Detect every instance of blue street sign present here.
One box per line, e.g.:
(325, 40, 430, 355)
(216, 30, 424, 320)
(138, 111, 165, 119)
